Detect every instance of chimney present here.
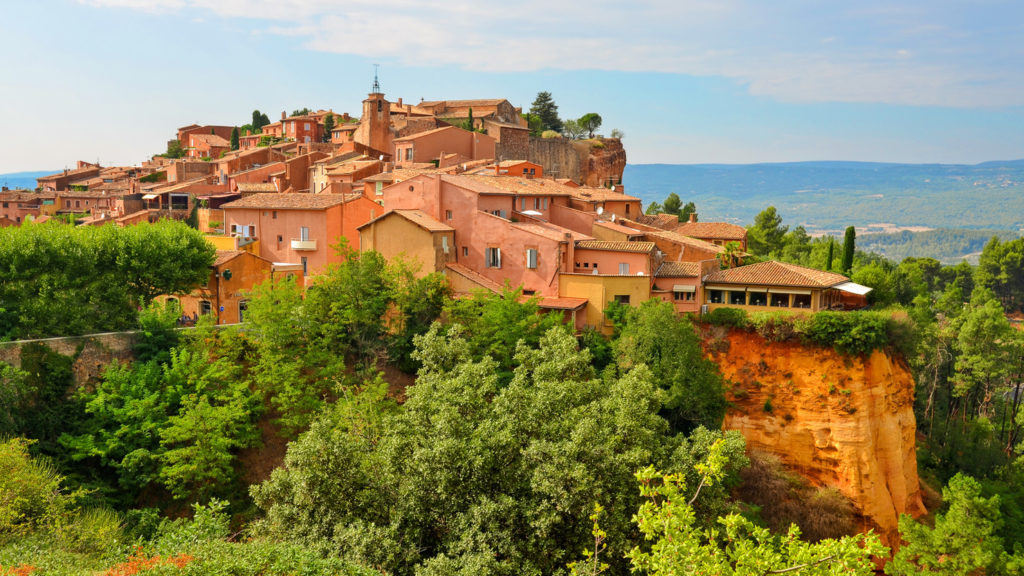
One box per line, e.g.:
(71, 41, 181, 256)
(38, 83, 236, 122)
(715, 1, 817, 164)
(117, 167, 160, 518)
(281, 111, 286, 120)
(689, 213, 697, 223)
(614, 184, 624, 193)
(397, 97, 403, 108)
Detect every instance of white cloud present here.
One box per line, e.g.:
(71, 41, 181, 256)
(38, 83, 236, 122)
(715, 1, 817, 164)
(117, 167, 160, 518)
(78, 0, 1024, 107)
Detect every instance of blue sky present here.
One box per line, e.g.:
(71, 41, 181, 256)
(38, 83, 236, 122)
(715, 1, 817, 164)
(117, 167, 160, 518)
(2, 0, 1023, 173)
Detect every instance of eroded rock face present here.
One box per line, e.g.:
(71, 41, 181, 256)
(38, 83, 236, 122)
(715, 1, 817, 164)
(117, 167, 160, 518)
(707, 329, 926, 546)
(580, 138, 626, 188)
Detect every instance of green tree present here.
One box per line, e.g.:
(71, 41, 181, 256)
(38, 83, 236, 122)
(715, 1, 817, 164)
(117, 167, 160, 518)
(662, 192, 683, 216)
(627, 454, 887, 576)
(579, 112, 602, 138)
(887, 474, 1019, 575)
(254, 325, 740, 576)
(522, 112, 544, 137)
(164, 140, 184, 159)
(614, 299, 726, 432)
(679, 201, 696, 222)
(159, 391, 259, 501)
(252, 110, 270, 133)
(229, 126, 239, 150)
(747, 206, 788, 256)
(841, 225, 856, 274)
(530, 91, 563, 133)
(563, 118, 587, 140)
(290, 107, 311, 117)
(852, 262, 895, 306)
(826, 238, 835, 271)
(322, 113, 335, 143)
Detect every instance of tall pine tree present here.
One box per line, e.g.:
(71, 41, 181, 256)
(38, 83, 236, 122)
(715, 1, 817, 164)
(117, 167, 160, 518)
(530, 91, 563, 133)
(841, 226, 856, 274)
(230, 127, 239, 150)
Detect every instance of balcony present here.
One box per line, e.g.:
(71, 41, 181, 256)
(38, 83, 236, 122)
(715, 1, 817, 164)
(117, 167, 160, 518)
(291, 238, 317, 251)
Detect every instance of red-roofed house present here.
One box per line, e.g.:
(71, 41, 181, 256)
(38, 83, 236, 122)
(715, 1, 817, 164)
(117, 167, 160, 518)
(220, 192, 381, 276)
(392, 126, 495, 165)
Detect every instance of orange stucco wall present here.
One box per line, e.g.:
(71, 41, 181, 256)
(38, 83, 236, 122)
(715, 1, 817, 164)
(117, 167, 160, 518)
(572, 248, 651, 276)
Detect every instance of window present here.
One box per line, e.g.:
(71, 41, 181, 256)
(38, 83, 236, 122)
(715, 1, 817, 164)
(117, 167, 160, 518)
(272, 211, 278, 219)
(614, 295, 631, 304)
(446, 210, 453, 220)
(793, 294, 812, 309)
(375, 182, 383, 196)
(771, 293, 789, 307)
(304, 122, 310, 130)
(618, 263, 629, 275)
(542, 197, 548, 210)
(238, 300, 248, 322)
(526, 248, 538, 269)
(729, 291, 747, 305)
(486, 247, 501, 268)
(583, 262, 590, 268)
(748, 291, 768, 306)
(300, 226, 309, 241)
(674, 291, 694, 301)
(462, 246, 468, 257)
(301, 256, 308, 276)
(75, 200, 80, 208)
(626, 203, 630, 215)
(442, 236, 450, 254)
(405, 148, 413, 161)
(708, 289, 724, 303)
(199, 300, 212, 315)
(533, 197, 539, 209)
(277, 235, 283, 243)
(519, 197, 526, 211)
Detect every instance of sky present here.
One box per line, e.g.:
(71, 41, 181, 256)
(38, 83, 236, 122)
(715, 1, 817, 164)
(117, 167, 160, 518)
(2, 0, 1024, 173)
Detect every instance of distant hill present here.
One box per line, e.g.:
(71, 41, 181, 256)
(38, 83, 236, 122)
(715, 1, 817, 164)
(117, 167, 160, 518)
(0, 170, 56, 191)
(623, 161, 1024, 234)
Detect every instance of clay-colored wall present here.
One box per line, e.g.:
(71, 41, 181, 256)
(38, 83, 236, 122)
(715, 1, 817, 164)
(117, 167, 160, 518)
(223, 206, 337, 276)
(0, 332, 137, 385)
(572, 248, 651, 276)
(549, 202, 596, 237)
(359, 214, 453, 275)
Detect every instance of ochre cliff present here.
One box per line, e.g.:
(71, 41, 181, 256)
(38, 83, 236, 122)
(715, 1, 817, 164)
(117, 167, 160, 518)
(578, 138, 626, 188)
(706, 328, 926, 546)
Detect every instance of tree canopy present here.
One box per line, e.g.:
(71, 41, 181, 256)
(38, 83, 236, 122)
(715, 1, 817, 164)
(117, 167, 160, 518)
(530, 91, 563, 133)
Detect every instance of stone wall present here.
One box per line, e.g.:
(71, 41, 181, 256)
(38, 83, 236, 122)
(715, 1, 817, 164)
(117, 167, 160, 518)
(0, 331, 139, 385)
(527, 137, 626, 186)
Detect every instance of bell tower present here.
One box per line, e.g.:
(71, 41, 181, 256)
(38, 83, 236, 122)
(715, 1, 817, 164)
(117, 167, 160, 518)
(358, 65, 391, 154)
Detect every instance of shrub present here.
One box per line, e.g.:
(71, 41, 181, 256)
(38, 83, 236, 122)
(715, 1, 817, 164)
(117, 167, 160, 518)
(541, 130, 562, 139)
(703, 307, 748, 328)
(590, 139, 606, 149)
(748, 311, 799, 342)
(803, 311, 889, 356)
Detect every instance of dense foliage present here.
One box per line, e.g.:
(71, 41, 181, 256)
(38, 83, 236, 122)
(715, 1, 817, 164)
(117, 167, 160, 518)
(0, 220, 214, 340)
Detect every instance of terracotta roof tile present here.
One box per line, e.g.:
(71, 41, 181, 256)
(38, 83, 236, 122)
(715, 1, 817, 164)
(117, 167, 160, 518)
(674, 221, 747, 240)
(221, 193, 347, 210)
(576, 240, 656, 253)
(703, 261, 849, 288)
(536, 296, 588, 310)
(594, 220, 644, 236)
(213, 250, 244, 267)
(571, 187, 641, 203)
(236, 182, 277, 193)
(656, 261, 701, 277)
(510, 221, 590, 242)
(643, 229, 725, 253)
(456, 174, 574, 196)
(359, 209, 453, 232)
(445, 262, 503, 293)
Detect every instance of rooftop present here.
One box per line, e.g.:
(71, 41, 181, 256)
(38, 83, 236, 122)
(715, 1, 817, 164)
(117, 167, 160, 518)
(655, 261, 701, 278)
(221, 192, 349, 210)
(703, 261, 849, 288)
(359, 209, 454, 233)
(456, 174, 574, 196)
(674, 220, 747, 240)
(236, 182, 277, 193)
(575, 240, 657, 253)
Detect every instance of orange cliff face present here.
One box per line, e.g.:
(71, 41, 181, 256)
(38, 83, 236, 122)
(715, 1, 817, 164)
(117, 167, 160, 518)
(706, 328, 926, 546)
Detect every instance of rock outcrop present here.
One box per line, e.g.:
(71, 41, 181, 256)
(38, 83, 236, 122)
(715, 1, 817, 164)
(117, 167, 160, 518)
(706, 328, 925, 546)
(528, 137, 625, 187)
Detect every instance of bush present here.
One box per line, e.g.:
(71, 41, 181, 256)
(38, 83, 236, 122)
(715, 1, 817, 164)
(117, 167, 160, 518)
(703, 307, 748, 328)
(541, 130, 562, 139)
(590, 139, 606, 149)
(748, 311, 799, 342)
(803, 311, 889, 356)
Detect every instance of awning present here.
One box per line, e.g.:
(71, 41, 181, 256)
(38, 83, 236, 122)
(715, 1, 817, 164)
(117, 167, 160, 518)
(672, 285, 696, 293)
(704, 285, 739, 292)
(833, 281, 873, 296)
(142, 193, 159, 200)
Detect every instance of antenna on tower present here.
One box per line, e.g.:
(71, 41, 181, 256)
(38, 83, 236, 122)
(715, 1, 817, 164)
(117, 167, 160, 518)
(372, 64, 381, 93)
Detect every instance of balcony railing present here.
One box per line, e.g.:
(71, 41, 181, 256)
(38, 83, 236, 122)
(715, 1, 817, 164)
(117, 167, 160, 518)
(291, 238, 317, 250)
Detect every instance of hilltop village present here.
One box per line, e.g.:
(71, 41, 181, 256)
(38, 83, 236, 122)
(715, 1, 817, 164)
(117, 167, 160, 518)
(1, 88, 870, 329)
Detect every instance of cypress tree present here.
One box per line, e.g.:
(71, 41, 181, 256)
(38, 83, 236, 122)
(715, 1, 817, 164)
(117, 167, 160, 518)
(322, 114, 335, 143)
(826, 238, 834, 271)
(230, 127, 240, 150)
(841, 226, 856, 274)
